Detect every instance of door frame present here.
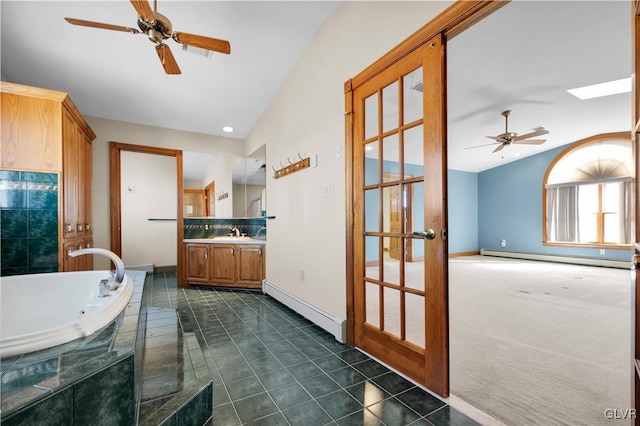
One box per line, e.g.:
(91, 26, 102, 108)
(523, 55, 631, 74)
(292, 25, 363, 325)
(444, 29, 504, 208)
(346, 0, 639, 409)
(109, 142, 184, 283)
(345, 0, 508, 348)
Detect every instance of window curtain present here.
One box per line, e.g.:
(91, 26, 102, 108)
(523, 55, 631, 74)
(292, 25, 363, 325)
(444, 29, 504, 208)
(621, 180, 634, 244)
(547, 185, 578, 242)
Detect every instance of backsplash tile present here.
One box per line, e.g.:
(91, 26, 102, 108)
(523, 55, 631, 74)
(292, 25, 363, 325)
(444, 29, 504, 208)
(183, 217, 268, 239)
(1, 170, 59, 276)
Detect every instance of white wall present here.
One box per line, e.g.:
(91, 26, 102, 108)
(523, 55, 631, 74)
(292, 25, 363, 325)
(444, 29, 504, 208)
(246, 1, 452, 318)
(120, 151, 177, 268)
(87, 116, 245, 268)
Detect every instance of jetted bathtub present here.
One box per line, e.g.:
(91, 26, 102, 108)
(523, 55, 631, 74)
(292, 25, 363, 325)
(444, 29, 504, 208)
(0, 270, 133, 358)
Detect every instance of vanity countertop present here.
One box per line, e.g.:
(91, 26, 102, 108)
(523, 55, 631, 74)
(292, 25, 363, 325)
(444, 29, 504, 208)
(184, 237, 266, 245)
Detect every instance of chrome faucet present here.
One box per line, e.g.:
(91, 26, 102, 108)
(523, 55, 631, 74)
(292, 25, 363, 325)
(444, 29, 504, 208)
(256, 227, 267, 239)
(69, 248, 125, 292)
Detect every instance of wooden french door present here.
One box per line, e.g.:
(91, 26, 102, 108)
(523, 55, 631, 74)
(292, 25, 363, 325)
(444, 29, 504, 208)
(350, 33, 448, 396)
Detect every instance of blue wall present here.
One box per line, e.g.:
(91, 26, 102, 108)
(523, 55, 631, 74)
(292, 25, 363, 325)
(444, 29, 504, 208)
(447, 170, 478, 254)
(477, 146, 630, 261)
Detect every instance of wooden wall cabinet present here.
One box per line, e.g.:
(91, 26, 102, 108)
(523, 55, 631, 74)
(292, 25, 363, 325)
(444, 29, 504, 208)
(184, 243, 265, 288)
(1, 81, 96, 272)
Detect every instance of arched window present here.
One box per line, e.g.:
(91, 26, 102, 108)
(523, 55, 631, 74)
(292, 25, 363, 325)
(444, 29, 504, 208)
(543, 133, 634, 247)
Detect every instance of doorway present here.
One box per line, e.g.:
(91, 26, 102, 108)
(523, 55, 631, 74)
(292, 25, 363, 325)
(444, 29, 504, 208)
(346, 1, 507, 398)
(109, 142, 184, 278)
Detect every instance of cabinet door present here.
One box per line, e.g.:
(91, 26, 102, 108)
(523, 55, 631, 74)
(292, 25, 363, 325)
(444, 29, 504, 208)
(209, 244, 236, 285)
(185, 244, 209, 283)
(84, 138, 93, 235)
(237, 245, 264, 288)
(62, 110, 78, 239)
(76, 124, 86, 236)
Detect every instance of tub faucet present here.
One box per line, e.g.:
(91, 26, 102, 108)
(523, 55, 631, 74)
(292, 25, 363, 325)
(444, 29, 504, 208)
(69, 248, 125, 292)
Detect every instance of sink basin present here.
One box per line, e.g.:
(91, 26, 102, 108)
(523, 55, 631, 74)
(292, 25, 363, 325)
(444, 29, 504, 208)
(212, 236, 255, 241)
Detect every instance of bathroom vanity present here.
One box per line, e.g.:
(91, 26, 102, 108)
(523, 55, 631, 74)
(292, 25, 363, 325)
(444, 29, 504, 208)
(183, 237, 266, 289)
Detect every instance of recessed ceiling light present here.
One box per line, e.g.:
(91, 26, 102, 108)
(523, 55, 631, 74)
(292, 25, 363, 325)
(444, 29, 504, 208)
(223, 126, 234, 133)
(567, 77, 631, 100)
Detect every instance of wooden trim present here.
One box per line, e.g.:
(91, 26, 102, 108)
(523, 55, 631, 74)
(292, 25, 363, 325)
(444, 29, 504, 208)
(350, 1, 508, 91)
(543, 242, 631, 251)
(108, 142, 184, 285)
(541, 132, 632, 244)
(448, 251, 480, 258)
(345, 79, 355, 346)
(109, 142, 122, 257)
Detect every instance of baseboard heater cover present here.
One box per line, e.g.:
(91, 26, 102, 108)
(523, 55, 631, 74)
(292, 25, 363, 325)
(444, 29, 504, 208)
(262, 280, 346, 343)
(480, 249, 630, 269)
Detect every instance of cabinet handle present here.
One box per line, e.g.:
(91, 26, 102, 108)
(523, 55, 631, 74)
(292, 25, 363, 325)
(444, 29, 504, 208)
(67, 249, 72, 257)
(85, 223, 91, 232)
(259, 249, 262, 257)
(77, 223, 83, 232)
(205, 248, 208, 259)
(231, 248, 234, 256)
(66, 223, 72, 233)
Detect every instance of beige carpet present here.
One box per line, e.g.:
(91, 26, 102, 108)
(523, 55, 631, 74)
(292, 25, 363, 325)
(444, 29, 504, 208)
(449, 255, 631, 426)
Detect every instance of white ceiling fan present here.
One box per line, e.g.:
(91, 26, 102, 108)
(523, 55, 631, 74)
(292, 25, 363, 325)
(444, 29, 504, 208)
(466, 109, 549, 154)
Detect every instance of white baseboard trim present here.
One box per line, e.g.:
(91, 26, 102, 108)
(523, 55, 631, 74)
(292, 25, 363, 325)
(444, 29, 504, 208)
(262, 279, 346, 343)
(480, 249, 630, 269)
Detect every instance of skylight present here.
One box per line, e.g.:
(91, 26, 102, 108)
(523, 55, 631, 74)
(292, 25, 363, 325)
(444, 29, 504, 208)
(567, 77, 631, 100)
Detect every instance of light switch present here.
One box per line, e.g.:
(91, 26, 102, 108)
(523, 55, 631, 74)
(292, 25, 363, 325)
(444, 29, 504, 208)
(321, 184, 330, 197)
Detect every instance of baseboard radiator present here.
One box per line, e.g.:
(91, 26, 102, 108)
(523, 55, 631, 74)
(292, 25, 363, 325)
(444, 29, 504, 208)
(262, 280, 346, 343)
(480, 249, 630, 269)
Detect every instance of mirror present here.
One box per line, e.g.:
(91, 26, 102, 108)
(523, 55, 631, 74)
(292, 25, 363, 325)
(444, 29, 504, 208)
(182, 145, 266, 218)
(233, 145, 267, 217)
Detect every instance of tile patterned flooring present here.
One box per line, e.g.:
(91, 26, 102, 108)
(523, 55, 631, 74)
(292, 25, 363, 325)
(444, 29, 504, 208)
(143, 272, 479, 426)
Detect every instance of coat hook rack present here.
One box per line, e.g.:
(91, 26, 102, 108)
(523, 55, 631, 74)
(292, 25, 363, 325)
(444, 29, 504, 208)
(273, 152, 311, 179)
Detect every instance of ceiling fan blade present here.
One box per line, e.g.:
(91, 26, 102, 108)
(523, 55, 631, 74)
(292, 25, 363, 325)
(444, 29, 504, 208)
(130, 0, 155, 23)
(513, 139, 546, 145)
(465, 142, 499, 150)
(174, 32, 231, 55)
(513, 129, 549, 141)
(156, 44, 181, 75)
(492, 144, 505, 153)
(64, 17, 140, 34)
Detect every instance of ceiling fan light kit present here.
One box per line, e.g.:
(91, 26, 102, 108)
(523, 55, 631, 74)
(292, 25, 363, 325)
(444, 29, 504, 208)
(64, 0, 231, 75)
(465, 109, 549, 157)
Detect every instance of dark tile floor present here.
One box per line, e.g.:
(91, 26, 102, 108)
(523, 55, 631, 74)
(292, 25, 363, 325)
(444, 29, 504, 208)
(143, 272, 479, 426)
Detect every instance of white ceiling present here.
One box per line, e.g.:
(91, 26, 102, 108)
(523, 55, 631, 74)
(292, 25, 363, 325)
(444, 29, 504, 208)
(0, 1, 632, 173)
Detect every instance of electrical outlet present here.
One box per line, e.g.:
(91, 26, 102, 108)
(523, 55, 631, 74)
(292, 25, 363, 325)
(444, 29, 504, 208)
(336, 144, 342, 159)
(299, 269, 305, 281)
(600, 249, 606, 255)
(501, 239, 506, 248)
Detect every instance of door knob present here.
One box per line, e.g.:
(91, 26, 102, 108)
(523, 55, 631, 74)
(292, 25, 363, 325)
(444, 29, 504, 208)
(413, 229, 436, 240)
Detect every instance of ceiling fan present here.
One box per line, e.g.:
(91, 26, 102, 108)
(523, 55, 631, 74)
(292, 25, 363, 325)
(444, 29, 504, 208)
(64, 0, 231, 75)
(466, 110, 549, 154)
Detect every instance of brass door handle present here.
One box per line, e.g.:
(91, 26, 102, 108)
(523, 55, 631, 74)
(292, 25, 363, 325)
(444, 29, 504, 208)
(413, 229, 436, 240)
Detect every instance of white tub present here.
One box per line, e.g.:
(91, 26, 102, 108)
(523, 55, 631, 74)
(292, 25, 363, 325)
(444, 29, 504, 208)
(0, 270, 133, 358)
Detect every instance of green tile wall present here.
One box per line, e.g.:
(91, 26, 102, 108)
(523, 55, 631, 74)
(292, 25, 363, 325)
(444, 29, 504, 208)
(1, 170, 59, 276)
